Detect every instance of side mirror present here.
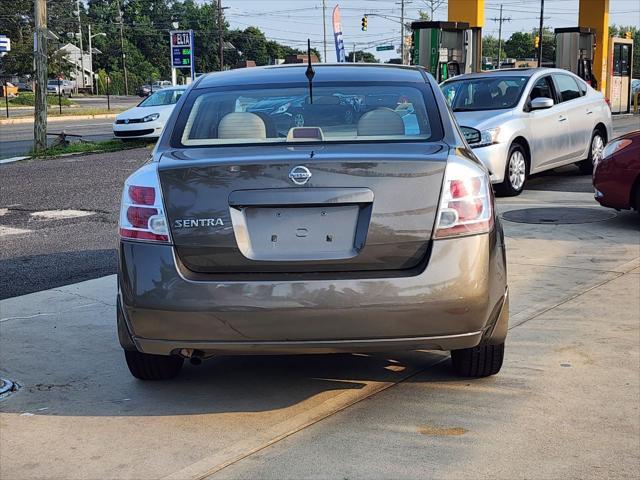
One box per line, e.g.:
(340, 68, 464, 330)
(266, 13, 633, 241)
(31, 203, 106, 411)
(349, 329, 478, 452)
(460, 126, 481, 145)
(529, 97, 554, 110)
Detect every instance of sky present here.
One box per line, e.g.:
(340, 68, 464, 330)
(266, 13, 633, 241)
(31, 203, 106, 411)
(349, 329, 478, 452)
(218, 0, 640, 62)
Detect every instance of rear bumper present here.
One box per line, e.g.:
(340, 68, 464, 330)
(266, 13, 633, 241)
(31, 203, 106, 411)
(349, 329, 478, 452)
(118, 230, 508, 355)
(593, 161, 635, 210)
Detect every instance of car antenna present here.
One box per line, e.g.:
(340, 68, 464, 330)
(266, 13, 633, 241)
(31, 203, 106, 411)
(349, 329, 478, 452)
(305, 38, 315, 104)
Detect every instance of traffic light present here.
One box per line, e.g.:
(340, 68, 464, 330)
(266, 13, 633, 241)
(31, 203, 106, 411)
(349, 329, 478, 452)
(625, 31, 632, 39)
(534, 36, 540, 48)
(361, 16, 368, 32)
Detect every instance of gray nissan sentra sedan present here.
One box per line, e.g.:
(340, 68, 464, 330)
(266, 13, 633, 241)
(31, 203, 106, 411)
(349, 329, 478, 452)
(117, 64, 508, 380)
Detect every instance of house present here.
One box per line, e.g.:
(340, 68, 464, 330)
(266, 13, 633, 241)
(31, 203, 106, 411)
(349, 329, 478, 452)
(57, 43, 92, 89)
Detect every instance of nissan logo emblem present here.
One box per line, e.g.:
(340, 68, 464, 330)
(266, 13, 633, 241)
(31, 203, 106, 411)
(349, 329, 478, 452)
(289, 165, 312, 185)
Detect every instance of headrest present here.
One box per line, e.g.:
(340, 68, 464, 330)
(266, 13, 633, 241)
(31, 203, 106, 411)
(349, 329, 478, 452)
(218, 112, 266, 139)
(357, 108, 404, 136)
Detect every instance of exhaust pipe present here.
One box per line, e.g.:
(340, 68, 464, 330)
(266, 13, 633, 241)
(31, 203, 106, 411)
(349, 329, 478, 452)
(179, 348, 205, 365)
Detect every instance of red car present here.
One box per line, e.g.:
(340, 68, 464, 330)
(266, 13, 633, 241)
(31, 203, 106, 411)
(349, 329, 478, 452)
(593, 130, 640, 213)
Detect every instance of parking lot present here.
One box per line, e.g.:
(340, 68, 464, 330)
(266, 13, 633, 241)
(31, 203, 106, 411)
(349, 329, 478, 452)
(1, 114, 638, 479)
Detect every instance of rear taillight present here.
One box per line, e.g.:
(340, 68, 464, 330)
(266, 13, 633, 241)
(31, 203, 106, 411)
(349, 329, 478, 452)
(605, 97, 611, 109)
(434, 154, 494, 239)
(119, 164, 170, 243)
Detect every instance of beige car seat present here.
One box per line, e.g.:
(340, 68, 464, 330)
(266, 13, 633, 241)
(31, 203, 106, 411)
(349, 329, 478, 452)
(357, 108, 405, 136)
(218, 112, 267, 139)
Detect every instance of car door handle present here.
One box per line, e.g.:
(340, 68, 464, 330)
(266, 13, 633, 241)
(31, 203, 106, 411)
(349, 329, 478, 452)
(586, 109, 593, 115)
(558, 115, 567, 122)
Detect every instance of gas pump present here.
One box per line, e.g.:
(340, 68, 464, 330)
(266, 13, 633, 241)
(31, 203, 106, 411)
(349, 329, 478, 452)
(606, 37, 634, 114)
(410, 21, 480, 82)
(554, 27, 597, 87)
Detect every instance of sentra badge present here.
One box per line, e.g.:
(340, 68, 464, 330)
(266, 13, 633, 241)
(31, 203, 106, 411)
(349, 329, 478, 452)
(174, 218, 224, 228)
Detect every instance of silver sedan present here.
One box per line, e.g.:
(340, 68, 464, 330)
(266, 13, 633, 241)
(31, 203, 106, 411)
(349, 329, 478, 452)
(441, 68, 612, 195)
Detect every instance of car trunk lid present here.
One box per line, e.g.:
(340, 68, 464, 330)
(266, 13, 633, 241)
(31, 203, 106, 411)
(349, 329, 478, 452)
(158, 142, 447, 273)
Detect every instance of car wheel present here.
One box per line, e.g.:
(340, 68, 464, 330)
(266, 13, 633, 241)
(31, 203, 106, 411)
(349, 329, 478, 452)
(293, 113, 305, 128)
(451, 342, 504, 377)
(124, 350, 184, 380)
(495, 143, 527, 197)
(578, 129, 605, 175)
(67, 90, 72, 98)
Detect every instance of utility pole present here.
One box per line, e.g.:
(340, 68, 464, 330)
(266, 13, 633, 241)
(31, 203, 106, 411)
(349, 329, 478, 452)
(537, 0, 544, 67)
(423, 0, 445, 21)
(397, 0, 411, 65)
(117, 0, 128, 95)
(322, 0, 327, 63)
(218, 0, 224, 70)
(76, 0, 84, 91)
(88, 24, 93, 94)
(34, 0, 47, 153)
(400, 0, 405, 64)
(491, 5, 511, 68)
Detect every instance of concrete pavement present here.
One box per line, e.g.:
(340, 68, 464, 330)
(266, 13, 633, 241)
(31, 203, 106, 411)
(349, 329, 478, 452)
(1, 185, 638, 479)
(213, 270, 639, 480)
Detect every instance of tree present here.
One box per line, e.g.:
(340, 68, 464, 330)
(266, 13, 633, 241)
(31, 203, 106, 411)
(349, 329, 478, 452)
(530, 27, 555, 64)
(504, 32, 534, 59)
(482, 35, 505, 62)
(1, 0, 325, 85)
(347, 51, 378, 63)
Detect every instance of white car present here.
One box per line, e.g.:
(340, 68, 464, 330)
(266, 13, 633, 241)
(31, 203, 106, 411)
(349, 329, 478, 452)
(113, 86, 187, 139)
(441, 68, 612, 195)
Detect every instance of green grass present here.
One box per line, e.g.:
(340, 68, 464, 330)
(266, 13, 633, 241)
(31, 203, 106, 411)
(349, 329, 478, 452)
(49, 107, 123, 116)
(30, 138, 151, 158)
(9, 93, 73, 107)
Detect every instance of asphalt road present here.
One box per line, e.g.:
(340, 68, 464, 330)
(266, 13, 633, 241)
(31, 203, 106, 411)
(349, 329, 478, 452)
(3, 94, 140, 118)
(0, 115, 638, 299)
(0, 95, 141, 159)
(0, 119, 116, 159)
(0, 148, 150, 299)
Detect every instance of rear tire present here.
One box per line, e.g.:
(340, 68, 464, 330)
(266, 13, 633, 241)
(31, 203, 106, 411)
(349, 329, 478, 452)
(451, 343, 504, 377)
(124, 350, 183, 380)
(577, 129, 605, 175)
(495, 143, 527, 197)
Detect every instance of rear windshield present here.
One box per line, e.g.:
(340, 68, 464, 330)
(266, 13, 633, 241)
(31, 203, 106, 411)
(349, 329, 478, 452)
(172, 83, 441, 146)
(441, 76, 528, 111)
(139, 89, 185, 107)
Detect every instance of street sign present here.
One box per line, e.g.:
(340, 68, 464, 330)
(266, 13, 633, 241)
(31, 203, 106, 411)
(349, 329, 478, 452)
(170, 30, 193, 68)
(170, 30, 195, 81)
(376, 45, 394, 51)
(0, 35, 10, 53)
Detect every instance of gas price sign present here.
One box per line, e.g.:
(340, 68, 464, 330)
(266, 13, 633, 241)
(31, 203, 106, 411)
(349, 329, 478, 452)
(170, 30, 194, 70)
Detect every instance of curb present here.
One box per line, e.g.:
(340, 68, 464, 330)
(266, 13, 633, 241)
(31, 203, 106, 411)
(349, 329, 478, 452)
(0, 156, 30, 165)
(0, 113, 118, 126)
